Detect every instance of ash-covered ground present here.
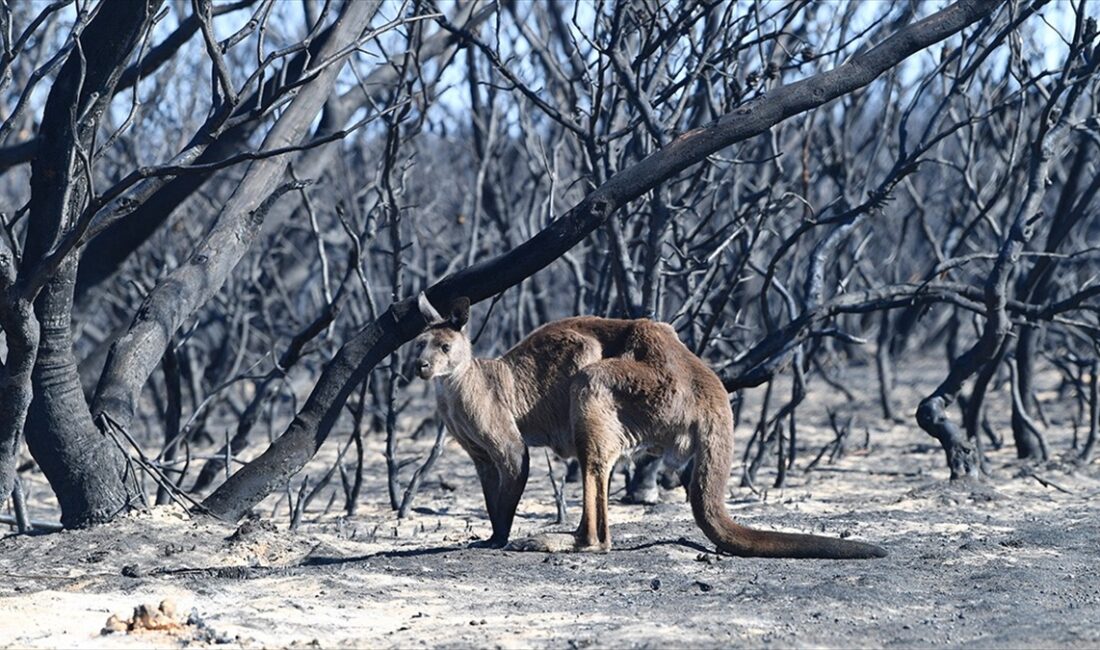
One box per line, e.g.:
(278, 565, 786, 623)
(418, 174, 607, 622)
(2, 364, 1097, 648)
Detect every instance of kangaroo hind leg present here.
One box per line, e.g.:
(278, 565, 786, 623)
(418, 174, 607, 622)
(570, 365, 627, 552)
(573, 424, 621, 550)
(506, 366, 625, 553)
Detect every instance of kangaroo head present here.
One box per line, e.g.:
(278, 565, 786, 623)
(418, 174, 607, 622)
(414, 293, 472, 380)
(414, 327, 472, 379)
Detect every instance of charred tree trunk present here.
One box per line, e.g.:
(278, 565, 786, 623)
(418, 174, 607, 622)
(155, 345, 183, 506)
(19, 1, 164, 526)
(27, 259, 137, 525)
(0, 252, 38, 508)
(916, 30, 1090, 478)
(1009, 136, 1096, 459)
(1010, 327, 1047, 459)
(1082, 360, 1098, 462)
(876, 310, 900, 422)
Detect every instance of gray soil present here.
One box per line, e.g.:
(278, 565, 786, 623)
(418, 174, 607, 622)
(1, 363, 1098, 648)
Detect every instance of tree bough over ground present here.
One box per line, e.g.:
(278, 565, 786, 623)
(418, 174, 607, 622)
(0, 0, 1096, 543)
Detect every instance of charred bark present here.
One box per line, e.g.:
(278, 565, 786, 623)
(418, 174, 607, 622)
(92, 0, 381, 436)
(19, 0, 164, 526)
(73, 1, 491, 305)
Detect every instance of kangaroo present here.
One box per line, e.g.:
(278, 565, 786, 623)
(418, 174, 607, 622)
(413, 294, 886, 559)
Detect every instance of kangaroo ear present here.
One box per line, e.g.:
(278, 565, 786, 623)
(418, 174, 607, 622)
(449, 297, 471, 330)
(417, 292, 445, 325)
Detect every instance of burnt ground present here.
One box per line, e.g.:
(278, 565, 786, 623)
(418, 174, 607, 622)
(1, 363, 1098, 648)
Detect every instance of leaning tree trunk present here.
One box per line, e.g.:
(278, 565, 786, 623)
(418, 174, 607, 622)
(91, 0, 381, 436)
(72, 1, 491, 308)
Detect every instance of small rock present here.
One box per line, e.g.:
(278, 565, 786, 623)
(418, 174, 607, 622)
(102, 615, 128, 634)
(695, 580, 713, 593)
(159, 599, 177, 618)
(134, 603, 170, 630)
(227, 518, 276, 542)
(102, 599, 183, 636)
(162, 543, 186, 556)
(650, 578, 661, 591)
(121, 564, 144, 578)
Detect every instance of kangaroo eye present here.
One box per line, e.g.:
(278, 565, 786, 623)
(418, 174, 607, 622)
(441, 343, 451, 353)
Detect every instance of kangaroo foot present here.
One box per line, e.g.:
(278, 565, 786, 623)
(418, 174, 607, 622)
(506, 533, 576, 553)
(468, 536, 508, 549)
(575, 538, 612, 553)
(506, 533, 610, 553)
(621, 486, 660, 505)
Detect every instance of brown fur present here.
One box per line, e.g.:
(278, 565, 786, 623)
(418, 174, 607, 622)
(415, 314, 886, 559)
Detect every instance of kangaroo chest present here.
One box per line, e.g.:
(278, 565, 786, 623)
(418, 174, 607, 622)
(436, 369, 578, 459)
(435, 367, 520, 451)
(436, 387, 490, 448)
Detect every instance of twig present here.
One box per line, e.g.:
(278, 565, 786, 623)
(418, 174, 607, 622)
(545, 450, 567, 525)
(10, 476, 30, 533)
(1023, 470, 1073, 495)
(0, 514, 61, 532)
(398, 422, 448, 518)
(97, 413, 210, 514)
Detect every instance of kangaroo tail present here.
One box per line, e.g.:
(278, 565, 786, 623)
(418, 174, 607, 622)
(689, 417, 887, 559)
